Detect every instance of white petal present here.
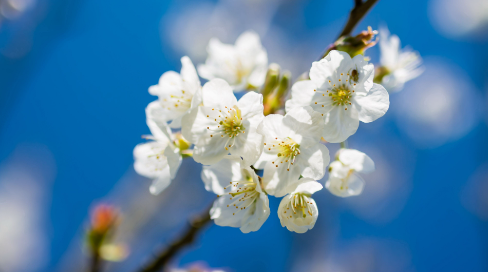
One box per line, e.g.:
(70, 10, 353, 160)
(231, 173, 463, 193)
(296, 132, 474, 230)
(202, 79, 237, 108)
(294, 178, 323, 195)
(146, 101, 179, 134)
(351, 54, 374, 94)
(247, 55, 268, 88)
(262, 159, 302, 197)
(149, 71, 182, 96)
(239, 193, 270, 233)
(235, 31, 263, 54)
(254, 150, 276, 169)
(164, 145, 182, 179)
(146, 116, 172, 143)
(299, 143, 330, 180)
(180, 56, 201, 92)
(149, 168, 172, 195)
(201, 157, 243, 195)
(338, 149, 375, 173)
(322, 106, 359, 143)
(237, 91, 264, 120)
(283, 106, 324, 147)
(353, 83, 390, 123)
(285, 80, 317, 113)
(257, 114, 291, 140)
(133, 142, 169, 179)
(190, 87, 203, 108)
(325, 172, 364, 197)
(193, 136, 229, 165)
(181, 107, 200, 144)
(211, 196, 245, 228)
(231, 125, 264, 166)
(277, 195, 318, 233)
(310, 50, 353, 87)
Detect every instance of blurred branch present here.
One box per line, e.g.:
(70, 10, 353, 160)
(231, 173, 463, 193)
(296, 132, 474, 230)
(89, 251, 102, 272)
(319, 0, 379, 59)
(137, 204, 213, 272)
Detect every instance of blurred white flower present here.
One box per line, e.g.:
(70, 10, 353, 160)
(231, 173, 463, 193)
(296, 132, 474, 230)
(133, 116, 182, 195)
(393, 58, 481, 148)
(340, 142, 414, 224)
(278, 178, 322, 233)
(202, 156, 270, 233)
(429, 0, 488, 39)
(377, 26, 423, 92)
(198, 31, 268, 92)
(286, 50, 389, 143)
(461, 164, 488, 220)
(0, 145, 53, 272)
(307, 238, 414, 272)
(326, 148, 375, 197)
(148, 56, 202, 128)
(0, 0, 35, 21)
(255, 106, 329, 197)
(182, 79, 264, 165)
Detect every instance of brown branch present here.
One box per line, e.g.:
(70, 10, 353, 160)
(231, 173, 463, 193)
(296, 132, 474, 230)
(320, 0, 380, 60)
(89, 250, 102, 272)
(137, 204, 213, 272)
(337, 0, 379, 39)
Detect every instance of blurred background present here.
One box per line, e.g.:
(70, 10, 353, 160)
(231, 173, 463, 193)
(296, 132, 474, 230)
(1, 0, 487, 271)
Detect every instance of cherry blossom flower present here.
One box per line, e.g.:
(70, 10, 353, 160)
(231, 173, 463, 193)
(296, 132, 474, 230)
(198, 31, 268, 92)
(202, 156, 270, 233)
(285, 50, 390, 143)
(325, 148, 375, 197)
(278, 178, 322, 233)
(376, 27, 424, 92)
(148, 56, 202, 128)
(254, 106, 329, 197)
(182, 79, 264, 165)
(133, 117, 182, 195)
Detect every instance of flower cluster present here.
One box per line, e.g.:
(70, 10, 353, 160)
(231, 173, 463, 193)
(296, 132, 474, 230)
(133, 29, 422, 233)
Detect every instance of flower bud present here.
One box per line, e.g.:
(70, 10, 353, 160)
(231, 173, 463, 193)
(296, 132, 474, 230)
(91, 204, 118, 234)
(327, 26, 378, 58)
(173, 133, 191, 152)
(276, 70, 291, 98)
(87, 204, 119, 253)
(261, 63, 281, 97)
(373, 66, 390, 84)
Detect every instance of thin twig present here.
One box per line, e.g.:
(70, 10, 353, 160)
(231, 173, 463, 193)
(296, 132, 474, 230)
(137, 204, 213, 272)
(337, 0, 379, 39)
(89, 250, 102, 272)
(319, 0, 380, 60)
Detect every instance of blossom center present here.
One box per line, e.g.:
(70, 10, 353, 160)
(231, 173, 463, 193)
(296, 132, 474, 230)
(162, 90, 192, 111)
(339, 169, 355, 190)
(220, 107, 245, 138)
(329, 88, 352, 106)
(265, 137, 300, 171)
(283, 193, 313, 219)
(277, 138, 300, 160)
(220, 177, 259, 216)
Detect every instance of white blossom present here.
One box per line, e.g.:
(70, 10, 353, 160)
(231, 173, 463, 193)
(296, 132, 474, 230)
(278, 178, 322, 233)
(378, 27, 424, 92)
(133, 115, 182, 195)
(286, 50, 390, 143)
(325, 148, 375, 197)
(148, 56, 202, 128)
(198, 31, 268, 92)
(182, 79, 264, 165)
(202, 156, 270, 233)
(255, 106, 330, 197)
